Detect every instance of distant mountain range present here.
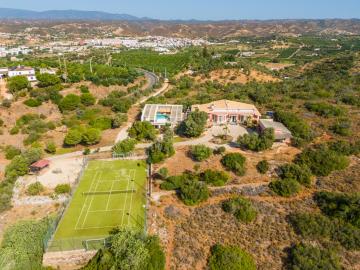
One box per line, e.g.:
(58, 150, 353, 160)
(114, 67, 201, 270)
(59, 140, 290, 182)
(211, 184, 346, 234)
(0, 8, 147, 21)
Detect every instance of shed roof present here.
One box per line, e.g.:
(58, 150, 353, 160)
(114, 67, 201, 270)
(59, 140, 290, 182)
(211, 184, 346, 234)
(31, 159, 50, 169)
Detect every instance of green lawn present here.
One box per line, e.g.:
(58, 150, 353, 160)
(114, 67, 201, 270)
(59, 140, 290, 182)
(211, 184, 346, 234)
(48, 159, 147, 251)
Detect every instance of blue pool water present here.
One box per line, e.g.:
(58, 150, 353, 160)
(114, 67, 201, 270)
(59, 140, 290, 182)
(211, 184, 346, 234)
(156, 113, 169, 121)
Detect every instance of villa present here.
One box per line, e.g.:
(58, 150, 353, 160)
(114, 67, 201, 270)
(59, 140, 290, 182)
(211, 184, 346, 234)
(8, 66, 37, 82)
(191, 99, 261, 126)
(141, 104, 184, 128)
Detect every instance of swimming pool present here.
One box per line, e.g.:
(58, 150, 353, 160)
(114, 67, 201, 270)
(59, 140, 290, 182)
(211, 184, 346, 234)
(156, 113, 170, 122)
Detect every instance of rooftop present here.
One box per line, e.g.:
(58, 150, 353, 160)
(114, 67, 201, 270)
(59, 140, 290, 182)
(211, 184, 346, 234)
(141, 104, 184, 124)
(192, 99, 261, 116)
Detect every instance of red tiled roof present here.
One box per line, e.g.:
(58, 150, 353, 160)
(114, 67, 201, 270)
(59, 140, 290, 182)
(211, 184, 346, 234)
(31, 159, 50, 168)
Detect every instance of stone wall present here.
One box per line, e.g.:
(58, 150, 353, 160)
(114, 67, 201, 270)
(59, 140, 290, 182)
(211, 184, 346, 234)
(43, 249, 97, 270)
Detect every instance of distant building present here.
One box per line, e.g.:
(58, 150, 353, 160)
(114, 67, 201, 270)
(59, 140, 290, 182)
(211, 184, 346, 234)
(40, 68, 57, 75)
(191, 99, 261, 126)
(259, 119, 292, 143)
(240, 51, 255, 57)
(141, 104, 184, 128)
(8, 66, 37, 82)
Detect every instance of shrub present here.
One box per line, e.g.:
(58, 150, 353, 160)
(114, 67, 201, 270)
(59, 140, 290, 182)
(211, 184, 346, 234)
(157, 168, 169, 179)
(90, 117, 112, 130)
(112, 139, 137, 155)
(82, 128, 101, 145)
(26, 182, 44, 196)
(9, 126, 19, 135)
(221, 153, 246, 176)
(112, 113, 128, 128)
(64, 128, 83, 146)
(23, 98, 42, 107)
(80, 93, 96, 106)
(327, 140, 359, 156)
(179, 177, 209, 206)
(333, 222, 360, 250)
(190, 144, 212, 161)
(289, 213, 334, 239)
(222, 196, 257, 223)
(288, 243, 341, 270)
(2, 99, 11, 108)
(177, 111, 208, 138)
(295, 145, 349, 176)
(256, 160, 269, 174)
(305, 102, 345, 117)
(237, 128, 274, 152)
(330, 120, 351, 136)
(45, 142, 56, 154)
(0, 218, 52, 270)
(7, 76, 29, 93)
(37, 73, 61, 87)
(59, 94, 81, 111)
(4, 145, 21, 160)
(314, 191, 360, 228)
(54, 184, 71, 194)
(79, 85, 90, 93)
(277, 163, 312, 187)
(269, 178, 300, 197)
(128, 121, 157, 141)
(147, 131, 174, 164)
(208, 244, 256, 270)
(200, 169, 229, 186)
(23, 132, 41, 146)
(145, 236, 166, 270)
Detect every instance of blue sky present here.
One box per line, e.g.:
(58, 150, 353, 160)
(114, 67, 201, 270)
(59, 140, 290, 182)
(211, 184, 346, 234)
(1, 0, 360, 20)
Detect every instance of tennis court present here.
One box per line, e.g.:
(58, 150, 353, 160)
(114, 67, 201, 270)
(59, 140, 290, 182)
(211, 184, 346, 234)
(48, 159, 147, 251)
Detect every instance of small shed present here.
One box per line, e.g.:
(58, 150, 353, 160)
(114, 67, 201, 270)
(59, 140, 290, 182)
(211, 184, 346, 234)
(30, 159, 50, 173)
(259, 119, 292, 142)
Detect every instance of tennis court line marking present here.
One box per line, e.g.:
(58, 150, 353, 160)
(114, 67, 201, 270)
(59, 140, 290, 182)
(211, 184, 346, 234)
(88, 209, 125, 213)
(105, 181, 115, 211)
(74, 171, 99, 230)
(80, 171, 101, 229)
(120, 170, 132, 226)
(127, 170, 136, 226)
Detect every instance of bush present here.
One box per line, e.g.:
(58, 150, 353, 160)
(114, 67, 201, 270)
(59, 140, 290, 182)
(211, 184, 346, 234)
(64, 128, 83, 146)
(147, 132, 174, 164)
(289, 213, 334, 239)
(45, 142, 56, 154)
(9, 126, 19, 135)
(237, 128, 274, 151)
(221, 153, 246, 176)
(269, 178, 300, 197)
(222, 196, 257, 223)
(305, 102, 345, 117)
(200, 169, 229, 186)
(277, 163, 312, 187)
(59, 94, 81, 111)
(23, 132, 41, 146)
(330, 120, 351, 136)
(112, 139, 137, 155)
(314, 191, 360, 228)
(128, 121, 157, 141)
(54, 184, 71, 194)
(179, 177, 209, 206)
(295, 144, 349, 176)
(82, 128, 101, 145)
(26, 182, 44, 196)
(112, 113, 128, 128)
(190, 144, 212, 161)
(7, 76, 29, 93)
(4, 145, 21, 160)
(288, 243, 341, 270)
(23, 98, 42, 107)
(214, 146, 226, 155)
(90, 117, 112, 130)
(256, 160, 269, 174)
(208, 244, 256, 270)
(177, 111, 208, 138)
(79, 85, 90, 93)
(37, 73, 61, 87)
(80, 93, 96, 106)
(0, 218, 52, 270)
(157, 168, 169, 180)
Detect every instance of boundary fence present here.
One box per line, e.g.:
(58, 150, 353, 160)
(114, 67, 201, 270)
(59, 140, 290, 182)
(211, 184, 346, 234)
(43, 157, 150, 252)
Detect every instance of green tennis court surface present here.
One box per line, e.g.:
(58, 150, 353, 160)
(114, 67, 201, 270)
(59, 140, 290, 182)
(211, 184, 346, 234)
(48, 159, 147, 251)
